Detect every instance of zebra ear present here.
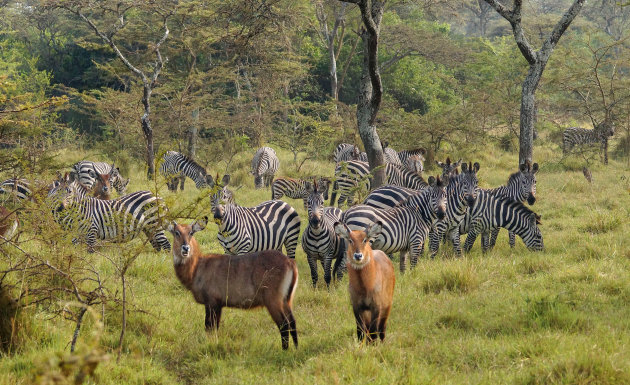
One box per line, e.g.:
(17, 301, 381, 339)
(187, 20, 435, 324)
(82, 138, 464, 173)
(69, 170, 79, 183)
(435, 160, 443, 167)
(461, 163, 468, 172)
(519, 163, 527, 173)
(532, 163, 539, 174)
(87, 169, 97, 179)
(305, 181, 314, 193)
(109, 163, 116, 176)
(473, 162, 480, 173)
(334, 222, 351, 240)
(529, 213, 539, 227)
(366, 221, 383, 241)
(428, 176, 436, 186)
(455, 159, 462, 168)
(221, 174, 230, 186)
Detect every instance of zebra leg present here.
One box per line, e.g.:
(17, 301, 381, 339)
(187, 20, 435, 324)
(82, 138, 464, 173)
(489, 228, 500, 249)
(448, 229, 462, 257)
(307, 254, 318, 288)
(463, 229, 478, 253)
(481, 231, 491, 253)
(284, 235, 298, 259)
(509, 231, 516, 248)
(332, 242, 346, 281)
(399, 251, 407, 273)
(428, 227, 441, 259)
(323, 257, 333, 288)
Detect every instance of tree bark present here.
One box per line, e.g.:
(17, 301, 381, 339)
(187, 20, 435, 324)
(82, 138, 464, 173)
(483, 0, 585, 164)
(342, 0, 386, 188)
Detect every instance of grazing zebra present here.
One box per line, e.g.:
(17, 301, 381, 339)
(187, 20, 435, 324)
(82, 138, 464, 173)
(271, 176, 331, 209)
(362, 185, 419, 210)
(342, 176, 448, 272)
(563, 120, 615, 164)
(301, 180, 344, 287)
(333, 143, 367, 163)
(459, 191, 544, 253)
(251, 147, 279, 189)
(398, 148, 427, 169)
(212, 200, 301, 259)
(428, 162, 480, 258)
(436, 157, 462, 178)
(72, 161, 129, 195)
(159, 151, 213, 191)
(1, 179, 32, 201)
(486, 162, 539, 249)
(208, 174, 235, 212)
(381, 142, 401, 166)
(47, 173, 170, 253)
(330, 161, 428, 207)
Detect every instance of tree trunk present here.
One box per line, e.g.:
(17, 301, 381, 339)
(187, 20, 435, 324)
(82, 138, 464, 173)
(329, 40, 339, 100)
(519, 67, 541, 164)
(141, 84, 155, 180)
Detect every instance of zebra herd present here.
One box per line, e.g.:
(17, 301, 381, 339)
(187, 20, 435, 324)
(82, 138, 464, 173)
(1, 144, 544, 291)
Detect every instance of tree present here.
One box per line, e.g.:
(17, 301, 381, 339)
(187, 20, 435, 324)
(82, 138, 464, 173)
(340, 0, 386, 187)
(483, 0, 586, 164)
(56, 1, 173, 180)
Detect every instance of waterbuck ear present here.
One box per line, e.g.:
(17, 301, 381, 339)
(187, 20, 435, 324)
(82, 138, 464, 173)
(532, 163, 539, 174)
(165, 221, 176, 233)
(473, 162, 480, 172)
(221, 174, 230, 186)
(428, 176, 436, 186)
(334, 222, 351, 240)
(366, 221, 383, 240)
(191, 217, 207, 233)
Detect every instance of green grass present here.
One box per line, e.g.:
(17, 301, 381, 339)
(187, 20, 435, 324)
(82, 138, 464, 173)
(2, 145, 630, 384)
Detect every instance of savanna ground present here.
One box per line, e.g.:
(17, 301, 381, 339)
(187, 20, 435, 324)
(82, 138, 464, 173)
(2, 141, 630, 385)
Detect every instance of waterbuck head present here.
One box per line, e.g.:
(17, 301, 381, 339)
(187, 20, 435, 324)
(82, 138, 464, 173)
(167, 216, 208, 262)
(459, 161, 480, 207)
(334, 221, 383, 269)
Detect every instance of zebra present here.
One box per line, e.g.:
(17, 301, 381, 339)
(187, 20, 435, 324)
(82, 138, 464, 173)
(459, 190, 544, 253)
(398, 148, 427, 169)
(159, 151, 213, 191)
(72, 161, 129, 195)
(381, 141, 401, 165)
(427, 162, 480, 258)
(301, 180, 344, 287)
(1, 179, 32, 201)
(330, 160, 428, 207)
(333, 143, 367, 163)
(563, 120, 615, 164)
(341, 176, 448, 272)
(271, 176, 331, 209)
(251, 146, 280, 189)
(208, 174, 235, 212)
(486, 162, 539, 249)
(212, 200, 301, 259)
(403, 154, 425, 175)
(362, 185, 419, 210)
(47, 172, 170, 253)
(436, 157, 462, 178)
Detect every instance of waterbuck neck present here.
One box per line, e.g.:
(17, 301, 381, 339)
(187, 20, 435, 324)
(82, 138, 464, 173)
(173, 236, 201, 291)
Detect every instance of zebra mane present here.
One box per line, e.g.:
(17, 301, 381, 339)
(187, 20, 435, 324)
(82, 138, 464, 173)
(402, 148, 426, 156)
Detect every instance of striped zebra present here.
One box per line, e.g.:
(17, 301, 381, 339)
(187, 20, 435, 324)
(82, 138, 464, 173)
(436, 157, 462, 178)
(301, 180, 344, 287)
(459, 190, 544, 253)
(72, 161, 129, 195)
(1, 179, 32, 201)
(381, 142, 401, 165)
(159, 151, 213, 191)
(398, 148, 426, 169)
(212, 200, 301, 259)
(563, 121, 615, 164)
(271, 176, 331, 209)
(486, 162, 539, 249)
(208, 174, 235, 212)
(330, 161, 428, 207)
(251, 147, 280, 189)
(403, 154, 424, 174)
(341, 176, 448, 272)
(362, 185, 419, 210)
(333, 143, 367, 163)
(47, 172, 170, 253)
(427, 162, 480, 258)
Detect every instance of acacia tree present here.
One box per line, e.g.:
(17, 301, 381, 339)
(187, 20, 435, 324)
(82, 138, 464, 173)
(483, 0, 586, 164)
(57, 1, 172, 179)
(340, 0, 386, 187)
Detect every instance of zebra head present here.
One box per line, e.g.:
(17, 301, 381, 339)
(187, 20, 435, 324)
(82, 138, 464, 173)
(525, 212, 544, 251)
(514, 162, 539, 205)
(316, 177, 331, 201)
(305, 180, 325, 228)
(597, 120, 615, 137)
(459, 162, 480, 207)
(47, 172, 84, 213)
(114, 175, 130, 195)
(405, 154, 425, 175)
(428, 175, 448, 220)
(436, 157, 462, 178)
(209, 174, 234, 212)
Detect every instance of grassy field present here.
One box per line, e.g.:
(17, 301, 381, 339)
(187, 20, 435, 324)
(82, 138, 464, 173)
(1, 144, 630, 384)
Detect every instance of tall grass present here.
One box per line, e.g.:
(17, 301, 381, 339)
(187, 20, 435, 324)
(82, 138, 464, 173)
(1, 144, 630, 384)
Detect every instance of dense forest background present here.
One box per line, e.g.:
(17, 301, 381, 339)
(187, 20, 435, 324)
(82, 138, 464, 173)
(2, 0, 630, 177)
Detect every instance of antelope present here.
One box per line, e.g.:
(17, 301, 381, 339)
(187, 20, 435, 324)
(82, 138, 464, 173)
(334, 221, 395, 343)
(167, 217, 299, 350)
